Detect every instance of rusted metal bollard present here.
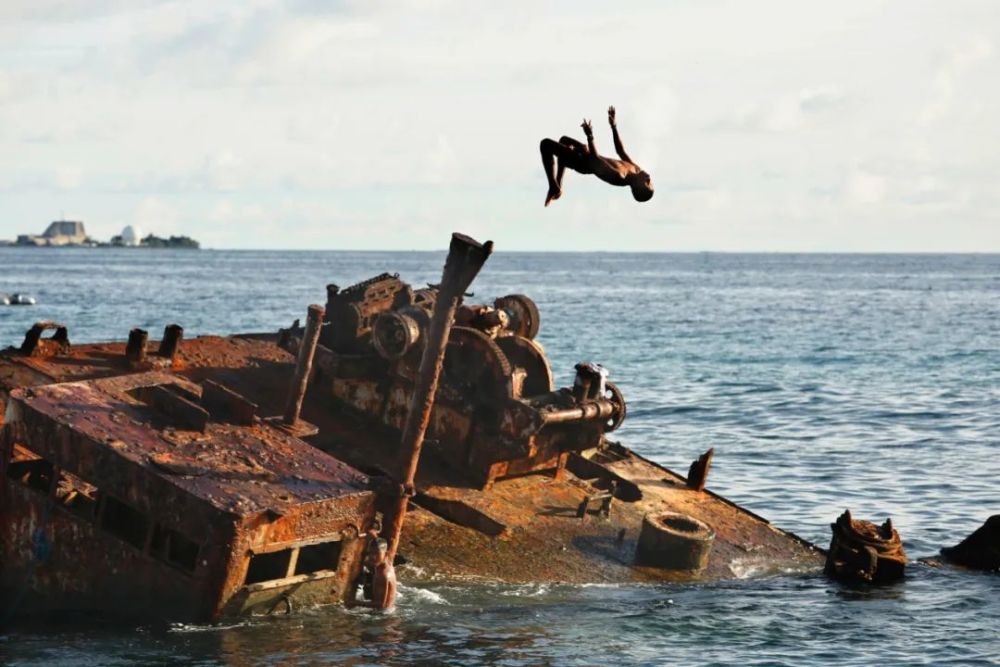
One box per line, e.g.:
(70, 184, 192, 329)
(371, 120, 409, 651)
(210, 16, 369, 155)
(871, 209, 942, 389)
(635, 511, 715, 574)
(126, 328, 149, 364)
(383, 233, 493, 564)
(158, 324, 184, 361)
(283, 304, 325, 427)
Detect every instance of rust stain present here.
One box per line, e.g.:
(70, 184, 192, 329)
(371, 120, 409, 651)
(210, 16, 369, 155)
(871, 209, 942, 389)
(0, 257, 829, 622)
(1, 364, 375, 622)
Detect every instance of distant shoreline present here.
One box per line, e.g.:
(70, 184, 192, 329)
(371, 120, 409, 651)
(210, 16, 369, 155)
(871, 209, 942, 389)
(0, 246, 997, 256)
(0, 244, 200, 249)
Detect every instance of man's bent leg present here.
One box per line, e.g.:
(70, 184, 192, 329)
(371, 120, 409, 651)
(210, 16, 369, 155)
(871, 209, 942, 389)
(540, 138, 565, 206)
(559, 136, 587, 151)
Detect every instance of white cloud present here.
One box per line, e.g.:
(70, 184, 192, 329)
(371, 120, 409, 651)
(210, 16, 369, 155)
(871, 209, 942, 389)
(134, 197, 179, 235)
(709, 84, 846, 133)
(918, 35, 993, 126)
(845, 168, 887, 205)
(425, 135, 459, 185)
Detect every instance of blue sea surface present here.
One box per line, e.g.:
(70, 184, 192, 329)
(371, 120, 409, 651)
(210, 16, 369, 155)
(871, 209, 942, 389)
(1, 248, 998, 666)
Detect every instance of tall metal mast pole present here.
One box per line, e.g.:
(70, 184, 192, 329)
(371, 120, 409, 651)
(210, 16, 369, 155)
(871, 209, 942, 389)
(383, 233, 493, 562)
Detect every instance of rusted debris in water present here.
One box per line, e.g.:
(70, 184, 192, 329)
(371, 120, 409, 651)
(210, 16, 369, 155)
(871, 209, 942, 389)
(825, 509, 907, 583)
(0, 234, 830, 623)
(940, 515, 1000, 571)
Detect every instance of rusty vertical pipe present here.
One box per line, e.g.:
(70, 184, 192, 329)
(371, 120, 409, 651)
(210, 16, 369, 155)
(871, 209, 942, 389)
(384, 233, 493, 562)
(159, 324, 184, 360)
(283, 304, 325, 426)
(126, 328, 148, 364)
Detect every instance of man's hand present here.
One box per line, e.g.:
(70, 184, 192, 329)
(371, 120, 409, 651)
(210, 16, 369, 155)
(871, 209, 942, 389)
(608, 106, 616, 126)
(581, 118, 593, 138)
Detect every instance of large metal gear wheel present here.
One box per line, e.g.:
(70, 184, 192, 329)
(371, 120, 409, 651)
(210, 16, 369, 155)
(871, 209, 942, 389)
(494, 335, 553, 398)
(442, 327, 514, 401)
(494, 294, 541, 340)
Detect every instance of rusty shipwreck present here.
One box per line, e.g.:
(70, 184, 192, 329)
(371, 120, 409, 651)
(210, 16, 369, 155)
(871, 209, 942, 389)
(0, 233, 822, 623)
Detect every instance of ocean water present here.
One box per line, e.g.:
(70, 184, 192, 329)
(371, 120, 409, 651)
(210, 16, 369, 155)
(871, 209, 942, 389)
(1, 248, 997, 666)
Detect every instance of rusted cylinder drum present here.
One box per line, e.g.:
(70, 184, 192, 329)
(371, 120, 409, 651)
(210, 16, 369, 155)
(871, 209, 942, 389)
(635, 512, 715, 573)
(373, 310, 422, 360)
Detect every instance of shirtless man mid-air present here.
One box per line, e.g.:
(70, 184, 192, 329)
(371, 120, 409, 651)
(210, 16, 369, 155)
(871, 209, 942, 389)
(540, 106, 653, 207)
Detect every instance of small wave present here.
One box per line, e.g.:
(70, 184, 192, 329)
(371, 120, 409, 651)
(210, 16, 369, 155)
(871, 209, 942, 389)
(499, 583, 551, 598)
(869, 410, 955, 420)
(398, 585, 450, 605)
(643, 405, 711, 416)
(728, 559, 769, 579)
(399, 563, 427, 578)
(168, 620, 252, 633)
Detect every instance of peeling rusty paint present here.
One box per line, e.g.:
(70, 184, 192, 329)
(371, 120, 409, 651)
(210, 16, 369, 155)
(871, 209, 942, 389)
(0, 257, 829, 622)
(0, 367, 375, 622)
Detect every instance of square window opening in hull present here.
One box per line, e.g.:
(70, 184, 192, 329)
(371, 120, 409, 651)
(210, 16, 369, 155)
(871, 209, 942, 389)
(6, 445, 54, 495)
(245, 549, 293, 585)
(296, 540, 343, 575)
(100, 496, 150, 550)
(150, 524, 200, 573)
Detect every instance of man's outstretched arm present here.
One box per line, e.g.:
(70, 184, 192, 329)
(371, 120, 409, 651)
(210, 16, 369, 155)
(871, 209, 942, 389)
(582, 119, 597, 155)
(608, 106, 632, 163)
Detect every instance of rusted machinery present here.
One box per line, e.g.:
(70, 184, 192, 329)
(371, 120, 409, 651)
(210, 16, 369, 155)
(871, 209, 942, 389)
(281, 271, 626, 489)
(0, 234, 833, 623)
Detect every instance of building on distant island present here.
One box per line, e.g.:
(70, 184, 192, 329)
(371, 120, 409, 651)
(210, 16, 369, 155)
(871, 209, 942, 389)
(108, 228, 200, 249)
(6, 220, 200, 249)
(16, 220, 92, 246)
(120, 225, 142, 247)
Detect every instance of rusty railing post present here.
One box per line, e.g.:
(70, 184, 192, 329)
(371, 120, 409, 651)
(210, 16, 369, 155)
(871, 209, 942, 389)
(158, 324, 184, 361)
(126, 328, 149, 364)
(384, 233, 493, 562)
(283, 304, 325, 426)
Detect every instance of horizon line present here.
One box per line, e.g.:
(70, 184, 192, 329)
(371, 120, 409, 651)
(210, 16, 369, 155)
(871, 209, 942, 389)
(3, 246, 999, 255)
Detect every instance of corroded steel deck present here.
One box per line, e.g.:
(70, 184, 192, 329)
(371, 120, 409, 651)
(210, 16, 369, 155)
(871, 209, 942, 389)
(2, 333, 821, 588)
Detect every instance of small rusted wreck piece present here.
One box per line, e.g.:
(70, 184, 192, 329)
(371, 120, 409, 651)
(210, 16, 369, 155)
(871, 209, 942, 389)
(940, 515, 1000, 572)
(825, 509, 907, 583)
(1, 233, 826, 622)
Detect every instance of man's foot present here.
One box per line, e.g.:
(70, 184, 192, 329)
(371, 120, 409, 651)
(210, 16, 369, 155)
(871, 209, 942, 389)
(545, 187, 562, 207)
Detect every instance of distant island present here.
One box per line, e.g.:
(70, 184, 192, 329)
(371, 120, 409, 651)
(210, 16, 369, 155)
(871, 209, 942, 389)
(0, 220, 200, 249)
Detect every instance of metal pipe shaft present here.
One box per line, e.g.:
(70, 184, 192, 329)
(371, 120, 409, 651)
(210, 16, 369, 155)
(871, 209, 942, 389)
(126, 328, 148, 364)
(283, 304, 325, 426)
(384, 233, 493, 563)
(538, 399, 617, 425)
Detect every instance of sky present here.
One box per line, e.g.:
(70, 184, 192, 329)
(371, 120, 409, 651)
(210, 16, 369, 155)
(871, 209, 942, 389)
(0, 0, 997, 251)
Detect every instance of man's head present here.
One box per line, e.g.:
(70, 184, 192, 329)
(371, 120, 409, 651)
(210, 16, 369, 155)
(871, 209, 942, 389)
(367, 537, 389, 566)
(629, 171, 654, 202)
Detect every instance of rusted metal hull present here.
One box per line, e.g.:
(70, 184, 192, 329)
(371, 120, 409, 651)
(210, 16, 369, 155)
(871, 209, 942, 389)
(0, 332, 820, 607)
(1, 347, 376, 622)
(0, 256, 827, 624)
